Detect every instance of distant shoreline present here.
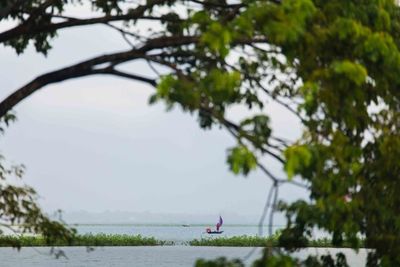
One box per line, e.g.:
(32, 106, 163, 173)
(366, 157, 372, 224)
(69, 223, 282, 227)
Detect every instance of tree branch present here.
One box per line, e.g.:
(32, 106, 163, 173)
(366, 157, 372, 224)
(188, 0, 246, 8)
(0, 0, 25, 20)
(268, 184, 279, 237)
(0, 0, 170, 43)
(0, 35, 198, 118)
(98, 68, 157, 86)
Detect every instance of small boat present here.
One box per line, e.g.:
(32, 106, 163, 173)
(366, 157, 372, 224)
(206, 216, 224, 234)
(182, 224, 190, 227)
(207, 231, 223, 234)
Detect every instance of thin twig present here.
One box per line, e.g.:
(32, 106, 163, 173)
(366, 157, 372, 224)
(269, 185, 279, 237)
(242, 183, 275, 261)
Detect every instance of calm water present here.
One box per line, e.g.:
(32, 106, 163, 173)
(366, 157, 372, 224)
(0, 247, 367, 267)
(74, 224, 284, 242)
(1, 225, 367, 266)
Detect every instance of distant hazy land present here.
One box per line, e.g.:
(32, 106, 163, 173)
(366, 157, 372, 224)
(60, 211, 281, 225)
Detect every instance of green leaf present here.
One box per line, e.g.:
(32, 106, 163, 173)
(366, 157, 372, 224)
(227, 145, 257, 176)
(201, 22, 232, 58)
(284, 145, 312, 179)
(331, 60, 367, 86)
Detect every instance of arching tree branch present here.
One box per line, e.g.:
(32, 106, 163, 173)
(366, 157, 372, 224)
(0, 35, 199, 118)
(0, 0, 171, 43)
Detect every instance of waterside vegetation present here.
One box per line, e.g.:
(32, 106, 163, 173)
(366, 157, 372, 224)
(0, 235, 363, 248)
(190, 236, 364, 248)
(0, 234, 171, 247)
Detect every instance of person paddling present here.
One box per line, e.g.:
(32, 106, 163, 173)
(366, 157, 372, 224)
(205, 216, 224, 234)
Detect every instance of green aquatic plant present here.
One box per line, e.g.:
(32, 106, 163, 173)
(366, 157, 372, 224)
(0, 234, 172, 247)
(189, 236, 279, 247)
(189, 235, 365, 248)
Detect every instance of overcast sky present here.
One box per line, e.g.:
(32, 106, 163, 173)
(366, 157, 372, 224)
(0, 20, 307, 224)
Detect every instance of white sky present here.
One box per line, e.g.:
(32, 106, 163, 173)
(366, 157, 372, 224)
(0, 20, 307, 223)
